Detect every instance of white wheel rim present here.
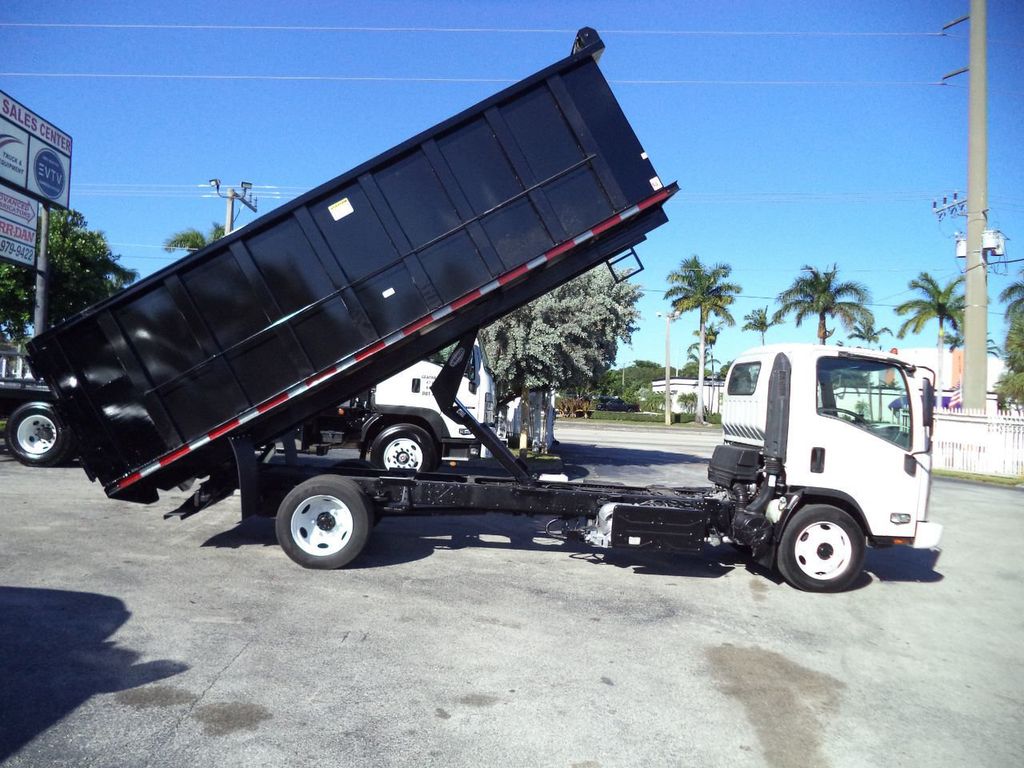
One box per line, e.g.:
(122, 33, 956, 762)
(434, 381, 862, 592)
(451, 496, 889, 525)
(792, 521, 853, 581)
(16, 414, 57, 456)
(381, 437, 423, 470)
(290, 495, 354, 557)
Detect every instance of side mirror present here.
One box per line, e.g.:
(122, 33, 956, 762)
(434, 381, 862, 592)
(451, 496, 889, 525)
(922, 378, 934, 429)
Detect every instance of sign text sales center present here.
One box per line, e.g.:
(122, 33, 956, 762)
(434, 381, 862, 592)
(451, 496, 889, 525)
(0, 89, 72, 268)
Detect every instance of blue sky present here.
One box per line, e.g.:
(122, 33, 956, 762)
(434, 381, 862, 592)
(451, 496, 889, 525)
(2, 0, 1022, 371)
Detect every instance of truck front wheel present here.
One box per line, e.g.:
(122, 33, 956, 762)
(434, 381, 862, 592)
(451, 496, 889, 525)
(275, 476, 372, 569)
(5, 402, 75, 467)
(369, 424, 438, 472)
(776, 504, 865, 592)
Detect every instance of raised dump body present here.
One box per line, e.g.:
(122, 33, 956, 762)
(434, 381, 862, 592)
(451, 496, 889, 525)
(27, 28, 677, 503)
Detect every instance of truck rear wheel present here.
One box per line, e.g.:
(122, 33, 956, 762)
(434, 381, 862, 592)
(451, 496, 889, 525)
(776, 504, 865, 592)
(275, 476, 372, 569)
(5, 402, 75, 467)
(369, 424, 438, 472)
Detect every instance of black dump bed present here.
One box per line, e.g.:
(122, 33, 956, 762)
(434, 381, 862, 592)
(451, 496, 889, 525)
(28, 28, 677, 503)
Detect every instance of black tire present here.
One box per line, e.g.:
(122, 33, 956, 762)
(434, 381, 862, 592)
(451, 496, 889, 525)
(369, 424, 438, 472)
(776, 504, 865, 592)
(275, 475, 372, 569)
(5, 402, 75, 467)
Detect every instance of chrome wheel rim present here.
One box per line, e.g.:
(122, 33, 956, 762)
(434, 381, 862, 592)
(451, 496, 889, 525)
(290, 495, 354, 557)
(381, 437, 423, 470)
(793, 521, 852, 581)
(16, 414, 57, 456)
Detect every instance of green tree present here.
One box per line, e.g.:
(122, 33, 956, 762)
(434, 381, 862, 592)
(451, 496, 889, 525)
(163, 222, 225, 254)
(773, 264, 873, 345)
(996, 315, 1024, 404)
(0, 209, 137, 341)
(664, 255, 740, 424)
(1000, 269, 1024, 320)
(848, 320, 892, 349)
(895, 272, 964, 395)
(480, 265, 641, 448)
(742, 306, 777, 345)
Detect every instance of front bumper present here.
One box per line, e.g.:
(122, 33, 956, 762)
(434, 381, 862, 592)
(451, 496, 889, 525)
(912, 521, 943, 549)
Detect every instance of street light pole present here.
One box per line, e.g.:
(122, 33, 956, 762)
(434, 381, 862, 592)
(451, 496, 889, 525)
(658, 311, 679, 425)
(209, 179, 257, 236)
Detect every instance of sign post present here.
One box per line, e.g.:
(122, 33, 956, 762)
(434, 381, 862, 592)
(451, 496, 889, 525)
(0, 89, 72, 335)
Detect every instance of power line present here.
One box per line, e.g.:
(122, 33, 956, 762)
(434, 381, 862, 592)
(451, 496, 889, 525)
(0, 71, 947, 88)
(0, 22, 948, 37)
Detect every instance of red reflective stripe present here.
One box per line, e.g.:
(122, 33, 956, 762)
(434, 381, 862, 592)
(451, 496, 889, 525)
(590, 215, 622, 236)
(208, 418, 241, 441)
(117, 472, 142, 490)
(546, 241, 575, 259)
(257, 392, 290, 413)
(402, 316, 434, 336)
(305, 366, 338, 387)
(355, 341, 386, 362)
(498, 263, 531, 285)
(450, 289, 482, 312)
(638, 188, 671, 210)
(160, 445, 192, 466)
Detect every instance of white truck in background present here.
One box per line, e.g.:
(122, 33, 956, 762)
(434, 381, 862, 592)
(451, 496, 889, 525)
(300, 341, 496, 472)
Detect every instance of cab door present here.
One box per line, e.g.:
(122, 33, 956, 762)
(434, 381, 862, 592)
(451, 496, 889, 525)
(788, 355, 923, 538)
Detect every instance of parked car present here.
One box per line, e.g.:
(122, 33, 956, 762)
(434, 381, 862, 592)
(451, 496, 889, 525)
(595, 396, 639, 412)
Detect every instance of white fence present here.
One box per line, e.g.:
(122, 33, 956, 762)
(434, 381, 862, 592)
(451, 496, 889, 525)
(933, 408, 1024, 478)
(0, 350, 33, 380)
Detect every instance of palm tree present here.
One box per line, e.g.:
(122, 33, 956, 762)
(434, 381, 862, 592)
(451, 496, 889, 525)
(163, 222, 225, 253)
(894, 272, 964, 396)
(773, 264, 873, 345)
(665, 255, 741, 424)
(1000, 270, 1024, 320)
(848, 320, 892, 349)
(946, 329, 1001, 357)
(742, 306, 777, 345)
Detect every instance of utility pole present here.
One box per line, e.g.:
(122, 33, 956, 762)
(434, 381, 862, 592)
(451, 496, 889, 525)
(32, 205, 50, 335)
(657, 311, 680, 425)
(964, 0, 988, 410)
(943, 1, 988, 409)
(209, 179, 257, 235)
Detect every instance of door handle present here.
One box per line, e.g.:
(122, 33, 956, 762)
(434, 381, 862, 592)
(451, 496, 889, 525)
(810, 447, 825, 473)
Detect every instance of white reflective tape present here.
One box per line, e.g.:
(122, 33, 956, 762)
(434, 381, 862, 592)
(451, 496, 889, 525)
(189, 436, 212, 452)
(573, 231, 594, 245)
(238, 410, 260, 425)
(527, 254, 547, 270)
(432, 306, 454, 320)
(479, 280, 500, 295)
(620, 204, 640, 220)
(139, 463, 162, 478)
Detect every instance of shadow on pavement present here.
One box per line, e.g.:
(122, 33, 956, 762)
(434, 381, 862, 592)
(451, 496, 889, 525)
(864, 546, 944, 584)
(0, 587, 187, 762)
(202, 513, 735, 579)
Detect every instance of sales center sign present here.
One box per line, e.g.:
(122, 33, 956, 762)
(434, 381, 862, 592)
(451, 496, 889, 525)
(0, 89, 72, 210)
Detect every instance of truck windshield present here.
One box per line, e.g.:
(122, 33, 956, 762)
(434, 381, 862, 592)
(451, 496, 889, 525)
(816, 357, 912, 450)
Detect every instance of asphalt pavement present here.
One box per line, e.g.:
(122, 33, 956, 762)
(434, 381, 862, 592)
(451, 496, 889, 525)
(1, 426, 1022, 768)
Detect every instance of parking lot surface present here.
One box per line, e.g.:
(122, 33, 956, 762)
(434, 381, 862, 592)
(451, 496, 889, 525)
(1, 425, 1022, 768)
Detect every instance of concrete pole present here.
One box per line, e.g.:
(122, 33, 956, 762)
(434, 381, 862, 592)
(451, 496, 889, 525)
(224, 189, 236, 235)
(663, 313, 672, 425)
(963, 0, 988, 410)
(32, 204, 50, 336)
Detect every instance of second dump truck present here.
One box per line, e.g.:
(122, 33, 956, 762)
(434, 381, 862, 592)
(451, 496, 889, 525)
(26, 29, 940, 592)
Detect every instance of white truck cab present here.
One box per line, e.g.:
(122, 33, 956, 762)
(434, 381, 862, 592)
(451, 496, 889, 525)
(712, 344, 942, 591)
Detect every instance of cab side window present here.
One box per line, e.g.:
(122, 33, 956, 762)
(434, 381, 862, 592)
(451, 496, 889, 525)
(816, 357, 912, 449)
(727, 362, 761, 396)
